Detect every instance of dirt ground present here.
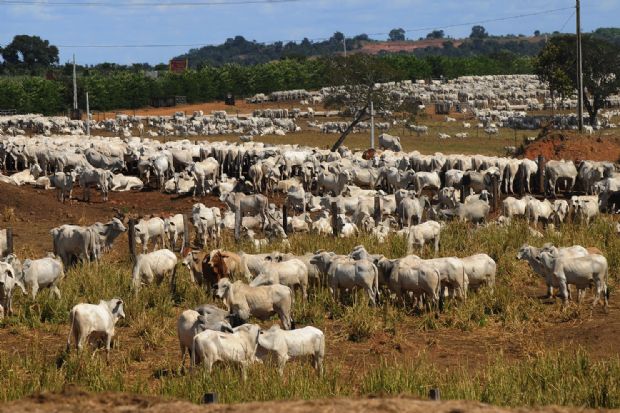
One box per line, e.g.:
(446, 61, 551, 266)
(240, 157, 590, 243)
(524, 132, 620, 162)
(1, 389, 612, 413)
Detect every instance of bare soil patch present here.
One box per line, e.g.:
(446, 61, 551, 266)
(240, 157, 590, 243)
(524, 132, 620, 162)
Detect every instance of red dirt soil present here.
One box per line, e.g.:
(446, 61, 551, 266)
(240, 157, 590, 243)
(0, 389, 610, 413)
(523, 132, 620, 162)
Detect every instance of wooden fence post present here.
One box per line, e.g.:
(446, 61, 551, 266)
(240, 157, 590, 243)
(374, 196, 381, 226)
(537, 155, 546, 195)
(202, 393, 218, 404)
(491, 175, 499, 213)
(429, 388, 440, 401)
(234, 200, 242, 241)
(518, 164, 526, 197)
(6, 228, 13, 256)
(128, 219, 136, 260)
(331, 202, 339, 237)
(282, 204, 289, 235)
(182, 214, 190, 251)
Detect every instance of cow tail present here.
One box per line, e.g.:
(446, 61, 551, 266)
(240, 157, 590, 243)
(606, 266, 610, 301)
(66, 309, 76, 352)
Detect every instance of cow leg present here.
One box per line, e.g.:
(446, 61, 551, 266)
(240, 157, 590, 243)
(105, 333, 112, 364)
(31, 283, 39, 300)
(51, 286, 61, 299)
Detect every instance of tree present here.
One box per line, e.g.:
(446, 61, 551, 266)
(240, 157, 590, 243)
(388, 28, 406, 42)
(332, 32, 345, 43)
(534, 30, 541, 37)
(1, 35, 59, 73)
(470, 25, 489, 39)
(323, 54, 399, 151)
(426, 30, 445, 40)
(535, 34, 620, 126)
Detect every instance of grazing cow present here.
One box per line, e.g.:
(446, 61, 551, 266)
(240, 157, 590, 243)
(397, 196, 428, 227)
(134, 217, 167, 253)
(18, 255, 65, 299)
(407, 220, 441, 255)
(191, 323, 261, 380)
(310, 252, 379, 305)
(257, 325, 325, 376)
(443, 200, 490, 224)
(502, 196, 531, 219)
(460, 253, 496, 291)
(215, 278, 293, 330)
(131, 249, 178, 292)
(317, 170, 350, 196)
(90, 218, 127, 255)
(538, 251, 609, 308)
(250, 258, 309, 301)
(176, 308, 233, 368)
(66, 298, 125, 361)
(182, 249, 211, 287)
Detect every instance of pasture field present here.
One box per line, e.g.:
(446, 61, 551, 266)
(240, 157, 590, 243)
(1, 181, 620, 408)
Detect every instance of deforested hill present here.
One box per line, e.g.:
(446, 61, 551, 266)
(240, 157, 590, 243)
(174, 27, 620, 68)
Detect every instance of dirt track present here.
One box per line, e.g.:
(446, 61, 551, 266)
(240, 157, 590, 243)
(0, 389, 613, 413)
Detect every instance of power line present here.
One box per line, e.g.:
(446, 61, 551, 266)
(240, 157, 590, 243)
(0, 0, 302, 6)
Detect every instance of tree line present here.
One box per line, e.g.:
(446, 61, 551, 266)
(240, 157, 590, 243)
(0, 53, 534, 115)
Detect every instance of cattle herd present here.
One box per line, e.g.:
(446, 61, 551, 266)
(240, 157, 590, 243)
(0, 73, 618, 379)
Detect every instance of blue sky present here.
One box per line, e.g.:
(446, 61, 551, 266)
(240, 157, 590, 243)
(1, 0, 618, 65)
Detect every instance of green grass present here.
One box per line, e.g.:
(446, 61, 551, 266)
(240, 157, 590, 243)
(1, 217, 619, 407)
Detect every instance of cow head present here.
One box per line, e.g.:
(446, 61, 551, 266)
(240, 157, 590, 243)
(214, 278, 231, 300)
(107, 298, 125, 320)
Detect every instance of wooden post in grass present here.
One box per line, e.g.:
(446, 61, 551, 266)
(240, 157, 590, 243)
(491, 175, 499, 212)
(234, 201, 242, 242)
(374, 196, 381, 226)
(128, 219, 136, 260)
(537, 155, 546, 195)
(282, 204, 288, 235)
(182, 214, 190, 251)
(5, 228, 13, 256)
(429, 388, 440, 401)
(202, 393, 218, 404)
(331, 201, 339, 237)
(518, 164, 526, 197)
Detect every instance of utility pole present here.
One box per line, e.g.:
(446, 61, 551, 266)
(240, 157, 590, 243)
(576, 0, 584, 132)
(370, 101, 375, 149)
(343, 37, 347, 58)
(85, 92, 90, 136)
(72, 54, 78, 111)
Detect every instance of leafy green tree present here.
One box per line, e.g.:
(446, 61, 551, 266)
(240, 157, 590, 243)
(535, 35, 620, 125)
(470, 25, 489, 39)
(1, 35, 58, 73)
(388, 28, 406, 42)
(426, 30, 445, 39)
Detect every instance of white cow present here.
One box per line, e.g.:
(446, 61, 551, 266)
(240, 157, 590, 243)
(134, 217, 167, 253)
(66, 298, 125, 361)
(131, 249, 178, 292)
(164, 214, 185, 250)
(407, 220, 441, 255)
(257, 325, 325, 376)
(191, 323, 261, 380)
(176, 308, 233, 368)
(250, 258, 309, 301)
(19, 255, 65, 299)
(192, 203, 221, 247)
(460, 253, 496, 291)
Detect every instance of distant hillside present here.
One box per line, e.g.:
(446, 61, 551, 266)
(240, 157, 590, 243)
(175, 28, 620, 67)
